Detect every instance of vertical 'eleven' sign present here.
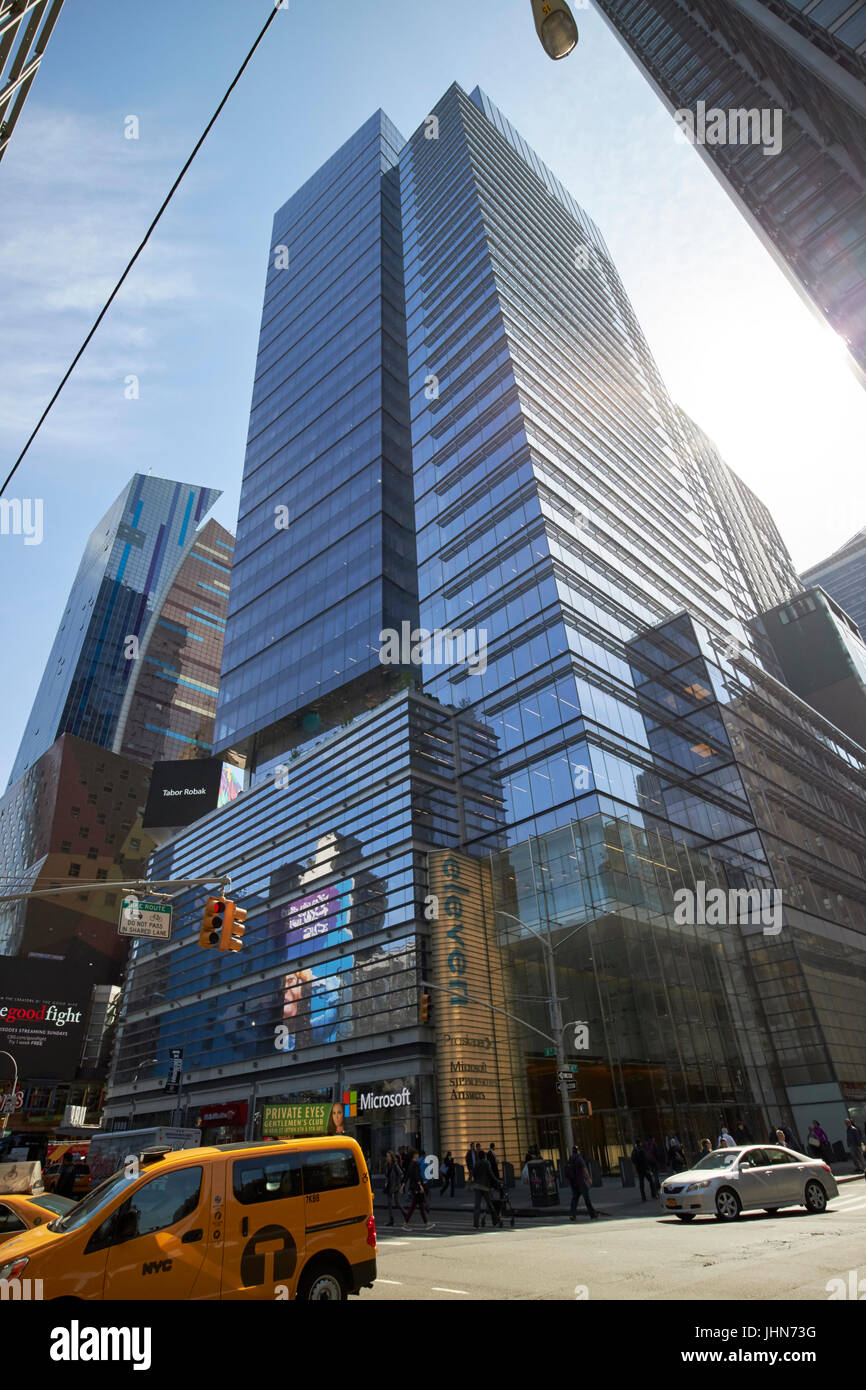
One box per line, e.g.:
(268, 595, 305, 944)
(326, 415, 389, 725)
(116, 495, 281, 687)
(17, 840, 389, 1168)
(426, 850, 525, 1168)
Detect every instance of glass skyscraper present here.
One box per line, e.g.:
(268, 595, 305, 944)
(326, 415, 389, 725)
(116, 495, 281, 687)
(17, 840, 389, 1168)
(594, 0, 866, 385)
(104, 85, 866, 1165)
(10, 473, 222, 784)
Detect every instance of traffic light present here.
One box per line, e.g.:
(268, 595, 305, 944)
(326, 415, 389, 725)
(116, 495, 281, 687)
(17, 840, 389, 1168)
(219, 900, 247, 953)
(199, 896, 226, 949)
(419, 992, 431, 1024)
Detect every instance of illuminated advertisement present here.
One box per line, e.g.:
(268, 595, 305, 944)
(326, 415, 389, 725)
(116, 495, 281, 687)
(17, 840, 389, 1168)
(0, 959, 92, 1079)
(143, 758, 245, 829)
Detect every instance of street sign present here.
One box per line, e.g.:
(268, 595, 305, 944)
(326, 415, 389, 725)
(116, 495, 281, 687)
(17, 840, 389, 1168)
(118, 897, 173, 940)
(543, 1048, 556, 1057)
(558, 1066, 579, 1077)
(559, 1077, 577, 1092)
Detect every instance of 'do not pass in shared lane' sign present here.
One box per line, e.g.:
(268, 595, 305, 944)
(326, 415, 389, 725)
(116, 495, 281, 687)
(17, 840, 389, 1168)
(118, 898, 173, 940)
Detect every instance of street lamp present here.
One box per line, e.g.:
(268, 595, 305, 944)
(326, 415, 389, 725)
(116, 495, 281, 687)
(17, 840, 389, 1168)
(495, 910, 587, 1155)
(531, 0, 579, 60)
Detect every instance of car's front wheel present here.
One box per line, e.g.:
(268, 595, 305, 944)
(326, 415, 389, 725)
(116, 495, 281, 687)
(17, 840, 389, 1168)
(804, 1180, 827, 1214)
(714, 1187, 741, 1221)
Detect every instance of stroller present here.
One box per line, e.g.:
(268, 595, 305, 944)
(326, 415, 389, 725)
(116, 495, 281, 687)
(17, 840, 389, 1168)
(478, 1177, 516, 1229)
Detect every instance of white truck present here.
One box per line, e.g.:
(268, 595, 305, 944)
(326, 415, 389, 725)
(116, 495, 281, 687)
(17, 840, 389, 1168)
(87, 1127, 201, 1184)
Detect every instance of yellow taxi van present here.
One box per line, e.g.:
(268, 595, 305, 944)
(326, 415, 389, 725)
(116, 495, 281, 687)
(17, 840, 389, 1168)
(0, 1136, 376, 1302)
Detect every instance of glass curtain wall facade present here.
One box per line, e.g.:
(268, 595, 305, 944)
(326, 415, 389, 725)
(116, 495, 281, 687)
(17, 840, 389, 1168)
(214, 111, 417, 771)
(401, 84, 753, 852)
(679, 409, 802, 624)
(114, 517, 235, 765)
(103, 692, 502, 1159)
(594, 0, 866, 385)
(10, 474, 221, 784)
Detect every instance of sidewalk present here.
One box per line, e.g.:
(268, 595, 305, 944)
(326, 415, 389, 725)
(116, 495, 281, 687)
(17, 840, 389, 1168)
(374, 1165, 864, 1223)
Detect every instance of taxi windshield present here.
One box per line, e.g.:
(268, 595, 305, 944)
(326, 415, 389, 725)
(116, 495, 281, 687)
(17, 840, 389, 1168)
(48, 1170, 137, 1233)
(691, 1149, 742, 1171)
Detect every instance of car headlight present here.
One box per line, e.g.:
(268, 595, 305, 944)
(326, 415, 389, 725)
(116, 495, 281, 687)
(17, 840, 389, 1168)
(685, 1181, 711, 1192)
(0, 1255, 29, 1280)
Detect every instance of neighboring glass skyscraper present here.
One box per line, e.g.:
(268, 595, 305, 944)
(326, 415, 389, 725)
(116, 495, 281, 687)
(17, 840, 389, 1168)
(215, 111, 417, 773)
(802, 525, 866, 635)
(113, 517, 234, 765)
(10, 474, 221, 783)
(594, 0, 866, 385)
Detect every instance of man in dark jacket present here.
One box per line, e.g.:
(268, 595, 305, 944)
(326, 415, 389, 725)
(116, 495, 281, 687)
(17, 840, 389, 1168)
(54, 1152, 77, 1199)
(486, 1143, 500, 1182)
(464, 1144, 476, 1181)
(565, 1146, 598, 1221)
(403, 1151, 435, 1229)
(631, 1140, 652, 1202)
(471, 1152, 500, 1229)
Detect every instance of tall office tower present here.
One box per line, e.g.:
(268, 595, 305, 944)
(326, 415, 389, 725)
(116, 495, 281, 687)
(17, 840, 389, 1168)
(594, 0, 866, 385)
(104, 88, 866, 1160)
(10, 474, 222, 784)
(0, 0, 65, 166)
(113, 517, 234, 766)
(679, 409, 802, 624)
(214, 111, 418, 776)
(403, 84, 757, 854)
(802, 525, 866, 635)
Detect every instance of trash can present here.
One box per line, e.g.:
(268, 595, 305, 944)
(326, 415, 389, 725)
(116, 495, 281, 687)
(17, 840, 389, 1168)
(528, 1159, 559, 1208)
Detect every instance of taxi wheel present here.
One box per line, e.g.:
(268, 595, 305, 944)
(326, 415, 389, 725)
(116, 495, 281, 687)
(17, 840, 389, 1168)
(297, 1264, 348, 1301)
(675, 1214, 695, 1222)
(804, 1180, 827, 1214)
(714, 1188, 741, 1222)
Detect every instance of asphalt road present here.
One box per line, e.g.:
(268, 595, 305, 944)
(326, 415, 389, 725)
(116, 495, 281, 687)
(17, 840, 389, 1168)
(360, 1180, 866, 1301)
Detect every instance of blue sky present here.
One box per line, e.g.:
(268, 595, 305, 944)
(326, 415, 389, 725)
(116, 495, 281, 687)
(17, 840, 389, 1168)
(0, 0, 863, 788)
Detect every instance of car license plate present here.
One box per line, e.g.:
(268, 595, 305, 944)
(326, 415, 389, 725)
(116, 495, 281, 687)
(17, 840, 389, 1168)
(666, 1198, 677, 1208)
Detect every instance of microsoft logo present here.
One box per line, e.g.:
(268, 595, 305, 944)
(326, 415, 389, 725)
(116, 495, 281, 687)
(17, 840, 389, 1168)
(342, 1090, 357, 1117)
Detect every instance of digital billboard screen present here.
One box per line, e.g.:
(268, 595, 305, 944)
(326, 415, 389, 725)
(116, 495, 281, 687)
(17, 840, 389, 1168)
(0, 959, 92, 1080)
(143, 759, 244, 829)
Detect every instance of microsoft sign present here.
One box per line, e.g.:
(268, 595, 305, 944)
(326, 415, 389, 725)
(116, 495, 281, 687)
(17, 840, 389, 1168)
(343, 1086, 412, 1117)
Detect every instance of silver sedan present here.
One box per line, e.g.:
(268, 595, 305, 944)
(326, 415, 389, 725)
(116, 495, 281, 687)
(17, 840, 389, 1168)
(659, 1145, 839, 1222)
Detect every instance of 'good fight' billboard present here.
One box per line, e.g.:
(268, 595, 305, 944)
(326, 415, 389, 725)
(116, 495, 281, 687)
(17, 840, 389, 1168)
(0, 959, 92, 1079)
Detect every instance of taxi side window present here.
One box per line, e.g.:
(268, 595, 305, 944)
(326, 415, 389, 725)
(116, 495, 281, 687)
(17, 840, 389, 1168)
(0, 1204, 26, 1234)
(233, 1154, 302, 1204)
(109, 1167, 203, 1246)
(302, 1150, 359, 1194)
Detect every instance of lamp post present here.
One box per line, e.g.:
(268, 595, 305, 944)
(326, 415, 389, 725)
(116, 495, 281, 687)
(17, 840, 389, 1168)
(495, 910, 587, 1156)
(530, 0, 579, 60)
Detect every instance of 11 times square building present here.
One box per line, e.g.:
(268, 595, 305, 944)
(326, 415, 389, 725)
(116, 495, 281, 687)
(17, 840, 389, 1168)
(103, 86, 866, 1173)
